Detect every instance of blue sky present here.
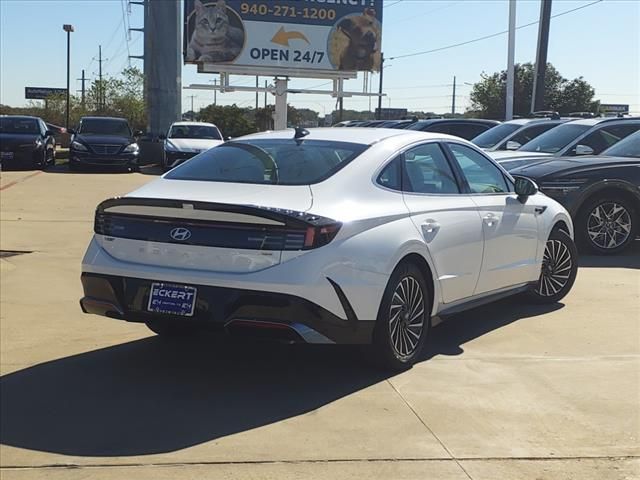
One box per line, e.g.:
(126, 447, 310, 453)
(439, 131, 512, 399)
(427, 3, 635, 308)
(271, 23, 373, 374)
(1, 0, 638, 116)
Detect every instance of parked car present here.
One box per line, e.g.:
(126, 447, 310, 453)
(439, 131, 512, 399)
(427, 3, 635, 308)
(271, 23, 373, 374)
(405, 119, 500, 140)
(504, 131, 640, 255)
(472, 118, 574, 151)
(490, 117, 640, 163)
(80, 127, 577, 370)
(160, 121, 225, 171)
(68, 116, 142, 171)
(0, 115, 56, 169)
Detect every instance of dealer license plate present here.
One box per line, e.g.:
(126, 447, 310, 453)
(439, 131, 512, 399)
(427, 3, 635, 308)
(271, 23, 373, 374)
(0, 152, 14, 160)
(147, 283, 197, 316)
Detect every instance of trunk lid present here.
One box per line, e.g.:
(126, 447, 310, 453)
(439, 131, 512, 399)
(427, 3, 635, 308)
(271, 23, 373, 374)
(94, 180, 316, 273)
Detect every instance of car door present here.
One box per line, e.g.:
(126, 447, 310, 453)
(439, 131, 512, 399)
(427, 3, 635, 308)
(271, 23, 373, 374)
(445, 142, 540, 295)
(388, 141, 484, 304)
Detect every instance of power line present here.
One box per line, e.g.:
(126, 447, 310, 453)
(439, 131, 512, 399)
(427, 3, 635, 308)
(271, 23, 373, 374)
(385, 0, 404, 7)
(389, 0, 604, 61)
(120, 0, 131, 67)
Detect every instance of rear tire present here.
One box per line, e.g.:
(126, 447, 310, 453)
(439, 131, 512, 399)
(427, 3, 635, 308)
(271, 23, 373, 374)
(370, 262, 430, 371)
(527, 228, 578, 304)
(145, 319, 200, 338)
(577, 194, 637, 255)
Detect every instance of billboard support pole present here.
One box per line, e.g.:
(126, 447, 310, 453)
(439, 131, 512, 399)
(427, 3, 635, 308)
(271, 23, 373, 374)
(377, 54, 384, 120)
(274, 78, 288, 130)
(531, 0, 552, 113)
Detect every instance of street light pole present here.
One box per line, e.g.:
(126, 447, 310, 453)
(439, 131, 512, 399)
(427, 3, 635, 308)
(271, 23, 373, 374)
(63, 24, 74, 129)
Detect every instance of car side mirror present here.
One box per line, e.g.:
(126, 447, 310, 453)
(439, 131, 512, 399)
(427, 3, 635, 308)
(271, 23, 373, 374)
(514, 176, 538, 200)
(67, 128, 76, 135)
(133, 130, 143, 137)
(158, 134, 167, 140)
(574, 144, 594, 155)
(45, 130, 55, 136)
(506, 140, 521, 150)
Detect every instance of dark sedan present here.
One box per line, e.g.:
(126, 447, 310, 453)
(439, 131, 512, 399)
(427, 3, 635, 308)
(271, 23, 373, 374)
(507, 132, 640, 255)
(405, 118, 500, 140)
(69, 116, 141, 171)
(0, 115, 56, 169)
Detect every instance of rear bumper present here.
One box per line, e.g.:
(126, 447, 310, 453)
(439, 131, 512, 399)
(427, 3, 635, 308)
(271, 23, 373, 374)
(80, 273, 375, 344)
(0, 149, 40, 168)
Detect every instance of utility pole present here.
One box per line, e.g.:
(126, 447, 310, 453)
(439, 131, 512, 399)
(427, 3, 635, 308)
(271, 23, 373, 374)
(531, 0, 552, 113)
(77, 69, 87, 108)
(187, 94, 195, 113)
(451, 76, 456, 116)
(98, 45, 104, 111)
(213, 78, 217, 105)
(264, 80, 267, 108)
(255, 76, 259, 109)
(506, 0, 516, 120)
(376, 53, 384, 119)
(63, 24, 74, 129)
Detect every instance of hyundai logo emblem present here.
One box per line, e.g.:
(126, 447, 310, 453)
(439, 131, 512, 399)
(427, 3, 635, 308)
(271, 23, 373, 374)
(169, 227, 192, 241)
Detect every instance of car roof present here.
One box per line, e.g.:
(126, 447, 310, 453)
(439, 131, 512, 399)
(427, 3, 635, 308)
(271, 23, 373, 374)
(171, 121, 218, 127)
(236, 127, 457, 146)
(79, 116, 128, 122)
(567, 116, 640, 126)
(0, 115, 41, 120)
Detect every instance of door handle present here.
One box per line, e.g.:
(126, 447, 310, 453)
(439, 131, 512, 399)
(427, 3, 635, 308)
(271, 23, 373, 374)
(421, 220, 440, 234)
(483, 213, 498, 227)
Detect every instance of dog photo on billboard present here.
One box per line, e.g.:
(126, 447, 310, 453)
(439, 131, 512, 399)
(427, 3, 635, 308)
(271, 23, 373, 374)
(329, 8, 381, 71)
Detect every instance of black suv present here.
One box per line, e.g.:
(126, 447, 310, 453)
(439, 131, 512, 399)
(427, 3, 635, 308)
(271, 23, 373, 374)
(0, 115, 56, 170)
(69, 116, 142, 171)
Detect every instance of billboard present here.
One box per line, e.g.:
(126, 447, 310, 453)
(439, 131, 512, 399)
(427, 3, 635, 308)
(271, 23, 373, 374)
(184, 0, 383, 73)
(25, 87, 67, 100)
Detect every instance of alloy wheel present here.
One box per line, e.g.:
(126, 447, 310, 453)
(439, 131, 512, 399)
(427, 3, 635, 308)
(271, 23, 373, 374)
(389, 276, 425, 358)
(536, 239, 573, 297)
(587, 202, 632, 250)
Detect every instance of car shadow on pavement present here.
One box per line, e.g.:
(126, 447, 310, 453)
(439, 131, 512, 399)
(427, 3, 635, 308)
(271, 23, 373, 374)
(0, 300, 562, 458)
(422, 298, 564, 359)
(578, 240, 640, 269)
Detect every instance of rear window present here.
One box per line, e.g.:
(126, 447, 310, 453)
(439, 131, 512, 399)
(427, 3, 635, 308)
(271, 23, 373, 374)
(165, 139, 368, 185)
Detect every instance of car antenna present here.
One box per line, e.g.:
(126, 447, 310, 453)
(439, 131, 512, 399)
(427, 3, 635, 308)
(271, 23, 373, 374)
(294, 126, 310, 139)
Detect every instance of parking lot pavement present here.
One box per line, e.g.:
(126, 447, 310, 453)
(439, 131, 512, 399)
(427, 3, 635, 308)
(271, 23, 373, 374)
(1, 168, 638, 479)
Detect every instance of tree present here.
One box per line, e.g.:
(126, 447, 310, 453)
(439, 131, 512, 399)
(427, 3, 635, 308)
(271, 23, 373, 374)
(469, 63, 596, 119)
(198, 104, 256, 138)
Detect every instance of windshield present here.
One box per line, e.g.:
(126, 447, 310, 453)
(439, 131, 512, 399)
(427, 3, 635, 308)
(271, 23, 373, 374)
(471, 123, 521, 148)
(0, 117, 39, 134)
(79, 118, 131, 136)
(601, 131, 640, 158)
(165, 139, 368, 185)
(519, 123, 590, 153)
(169, 125, 222, 140)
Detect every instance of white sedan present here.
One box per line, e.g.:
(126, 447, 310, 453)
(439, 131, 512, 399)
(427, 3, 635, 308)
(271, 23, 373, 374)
(160, 121, 225, 171)
(80, 128, 578, 369)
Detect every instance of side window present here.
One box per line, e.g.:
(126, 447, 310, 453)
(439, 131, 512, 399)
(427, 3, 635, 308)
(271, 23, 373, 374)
(377, 156, 402, 191)
(509, 123, 556, 147)
(573, 125, 640, 154)
(402, 143, 459, 194)
(448, 143, 510, 194)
